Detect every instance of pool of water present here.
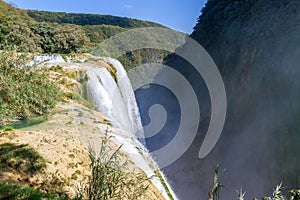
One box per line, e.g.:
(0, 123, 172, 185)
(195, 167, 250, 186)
(0, 115, 48, 130)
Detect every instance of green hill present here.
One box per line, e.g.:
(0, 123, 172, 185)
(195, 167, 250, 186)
(27, 10, 164, 28)
(0, 0, 165, 55)
(0, 0, 33, 22)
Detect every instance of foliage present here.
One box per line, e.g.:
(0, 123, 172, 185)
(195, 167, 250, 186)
(0, 0, 172, 66)
(0, 51, 61, 121)
(237, 188, 246, 200)
(0, 0, 34, 23)
(77, 135, 149, 200)
(2, 126, 14, 131)
(82, 24, 127, 44)
(0, 15, 39, 52)
(0, 142, 67, 198)
(53, 24, 90, 53)
(27, 10, 164, 28)
(0, 183, 67, 200)
(289, 190, 300, 200)
(118, 49, 170, 70)
(207, 167, 300, 200)
(154, 170, 174, 200)
(0, 0, 170, 62)
(0, 143, 46, 174)
(29, 23, 90, 53)
(208, 165, 223, 200)
(262, 183, 286, 200)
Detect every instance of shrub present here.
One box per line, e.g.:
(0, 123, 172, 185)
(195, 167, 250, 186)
(77, 135, 149, 200)
(0, 51, 61, 121)
(0, 143, 46, 174)
(0, 183, 67, 200)
(2, 126, 14, 131)
(208, 166, 300, 200)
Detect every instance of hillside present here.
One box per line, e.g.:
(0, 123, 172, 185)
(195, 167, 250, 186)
(0, 0, 33, 22)
(27, 10, 164, 28)
(0, 0, 172, 69)
(0, 0, 165, 56)
(163, 0, 300, 199)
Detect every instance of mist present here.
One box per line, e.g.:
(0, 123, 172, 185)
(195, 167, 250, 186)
(135, 1, 300, 199)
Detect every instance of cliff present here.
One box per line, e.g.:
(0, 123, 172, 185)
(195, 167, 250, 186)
(163, 0, 300, 199)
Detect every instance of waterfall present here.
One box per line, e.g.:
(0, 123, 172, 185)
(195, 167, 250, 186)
(85, 58, 144, 141)
(29, 55, 66, 65)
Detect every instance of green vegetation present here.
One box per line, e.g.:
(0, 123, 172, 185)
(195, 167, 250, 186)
(0, 0, 178, 69)
(107, 63, 118, 85)
(77, 135, 149, 199)
(208, 165, 223, 200)
(27, 10, 164, 28)
(82, 25, 127, 44)
(30, 23, 89, 53)
(0, 143, 68, 199)
(0, 0, 89, 53)
(0, 51, 61, 122)
(0, 0, 166, 55)
(0, 143, 46, 174)
(119, 49, 170, 70)
(63, 92, 94, 109)
(154, 170, 174, 200)
(0, 0, 184, 71)
(0, 183, 67, 200)
(1, 126, 14, 131)
(208, 166, 300, 200)
(237, 188, 246, 200)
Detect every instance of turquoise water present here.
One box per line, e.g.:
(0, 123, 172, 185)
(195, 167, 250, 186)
(0, 116, 48, 130)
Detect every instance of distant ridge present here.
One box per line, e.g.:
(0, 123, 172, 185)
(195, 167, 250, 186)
(0, 0, 167, 55)
(27, 10, 164, 28)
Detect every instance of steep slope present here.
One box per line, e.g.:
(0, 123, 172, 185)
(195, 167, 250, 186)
(0, 0, 33, 22)
(160, 0, 300, 199)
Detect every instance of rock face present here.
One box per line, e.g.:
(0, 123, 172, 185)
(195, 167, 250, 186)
(156, 1, 300, 199)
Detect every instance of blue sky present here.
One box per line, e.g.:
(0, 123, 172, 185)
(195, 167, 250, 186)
(4, 0, 207, 33)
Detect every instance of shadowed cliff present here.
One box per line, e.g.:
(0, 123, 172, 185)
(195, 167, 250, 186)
(156, 0, 300, 199)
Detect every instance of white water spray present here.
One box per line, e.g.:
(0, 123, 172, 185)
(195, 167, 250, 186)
(85, 58, 144, 141)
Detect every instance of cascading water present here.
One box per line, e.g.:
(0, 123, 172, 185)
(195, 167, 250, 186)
(85, 58, 144, 141)
(84, 58, 177, 200)
(85, 67, 114, 117)
(27, 55, 177, 199)
(30, 55, 66, 65)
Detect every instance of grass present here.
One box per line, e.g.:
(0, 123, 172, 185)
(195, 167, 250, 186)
(237, 188, 246, 200)
(49, 65, 63, 72)
(0, 143, 46, 174)
(208, 165, 223, 200)
(108, 63, 118, 85)
(0, 183, 68, 200)
(154, 170, 174, 200)
(77, 134, 149, 199)
(0, 143, 70, 198)
(208, 165, 300, 200)
(1, 126, 14, 131)
(63, 92, 94, 109)
(0, 51, 61, 122)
